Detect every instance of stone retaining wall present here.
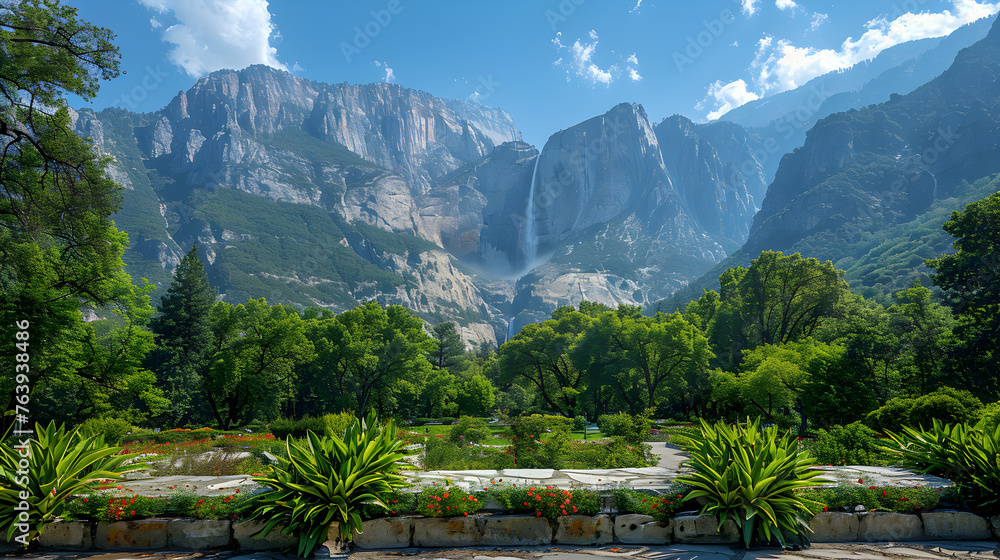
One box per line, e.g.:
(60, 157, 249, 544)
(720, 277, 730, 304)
(32, 512, 1000, 551)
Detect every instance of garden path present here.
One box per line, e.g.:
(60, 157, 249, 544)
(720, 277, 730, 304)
(112, 462, 954, 499)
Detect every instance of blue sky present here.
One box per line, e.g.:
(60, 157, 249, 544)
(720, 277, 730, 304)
(69, 0, 1000, 148)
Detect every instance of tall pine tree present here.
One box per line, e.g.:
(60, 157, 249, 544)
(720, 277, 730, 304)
(432, 322, 466, 371)
(148, 244, 215, 426)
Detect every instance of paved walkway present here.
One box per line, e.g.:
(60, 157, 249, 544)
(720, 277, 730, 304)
(8, 542, 999, 560)
(645, 441, 686, 472)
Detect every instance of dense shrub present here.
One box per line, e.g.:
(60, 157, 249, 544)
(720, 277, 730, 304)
(449, 417, 492, 444)
(811, 422, 885, 466)
(79, 417, 133, 446)
(865, 397, 916, 434)
(866, 388, 982, 433)
(65, 490, 255, 522)
(510, 414, 572, 469)
(269, 416, 326, 440)
(358, 490, 417, 519)
(123, 428, 218, 445)
(523, 486, 600, 520)
(908, 394, 977, 429)
(596, 413, 632, 438)
(799, 485, 944, 514)
(416, 485, 483, 517)
(322, 412, 355, 439)
(611, 484, 690, 522)
(978, 402, 1000, 432)
(423, 438, 514, 470)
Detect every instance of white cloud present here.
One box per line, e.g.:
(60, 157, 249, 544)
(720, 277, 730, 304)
(291, 61, 305, 73)
(697, 79, 760, 120)
(373, 61, 395, 83)
(753, 0, 1000, 95)
(139, 0, 285, 78)
(627, 53, 639, 65)
(628, 67, 643, 81)
(741, 0, 761, 16)
(552, 31, 616, 86)
(630, 0, 642, 13)
(810, 12, 829, 30)
(776, 0, 798, 11)
(149, 17, 162, 29)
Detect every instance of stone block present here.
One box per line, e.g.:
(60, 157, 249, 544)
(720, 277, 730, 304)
(809, 512, 859, 543)
(858, 512, 923, 542)
(673, 514, 739, 544)
(614, 514, 671, 544)
(481, 515, 552, 546)
(921, 511, 993, 540)
(992, 516, 1000, 539)
(412, 516, 482, 547)
(167, 519, 230, 550)
(352, 517, 413, 549)
(232, 520, 298, 550)
(554, 514, 613, 545)
(39, 521, 92, 550)
(96, 519, 169, 549)
(314, 539, 349, 557)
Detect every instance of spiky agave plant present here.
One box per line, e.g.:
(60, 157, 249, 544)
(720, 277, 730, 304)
(677, 417, 825, 548)
(249, 412, 410, 557)
(1, 421, 148, 546)
(884, 419, 1000, 512)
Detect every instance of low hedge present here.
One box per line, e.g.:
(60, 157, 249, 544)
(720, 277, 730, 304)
(797, 484, 956, 514)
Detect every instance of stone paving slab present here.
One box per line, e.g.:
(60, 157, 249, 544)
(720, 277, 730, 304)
(814, 467, 953, 489)
(114, 475, 262, 497)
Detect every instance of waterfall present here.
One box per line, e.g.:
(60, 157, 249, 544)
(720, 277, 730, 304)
(524, 155, 540, 269)
(505, 317, 516, 344)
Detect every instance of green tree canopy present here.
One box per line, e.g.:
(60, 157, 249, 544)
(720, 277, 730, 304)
(204, 298, 313, 429)
(0, 0, 152, 427)
(927, 190, 1000, 397)
(573, 310, 712, 415)
(710, 251, 849, 370)
(497, 307, 593, 417)
(147, 245, 215, 425)
(300, 302, 434, 418)
(431, 322, 466, 371)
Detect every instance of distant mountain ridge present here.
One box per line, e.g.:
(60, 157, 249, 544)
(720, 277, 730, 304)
(73, 15, 1000, 343)
(663, 13, 1000, 310)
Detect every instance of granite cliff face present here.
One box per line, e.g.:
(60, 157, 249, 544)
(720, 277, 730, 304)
(74, 65, 522, 347)
(76, 66, 772, 343)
